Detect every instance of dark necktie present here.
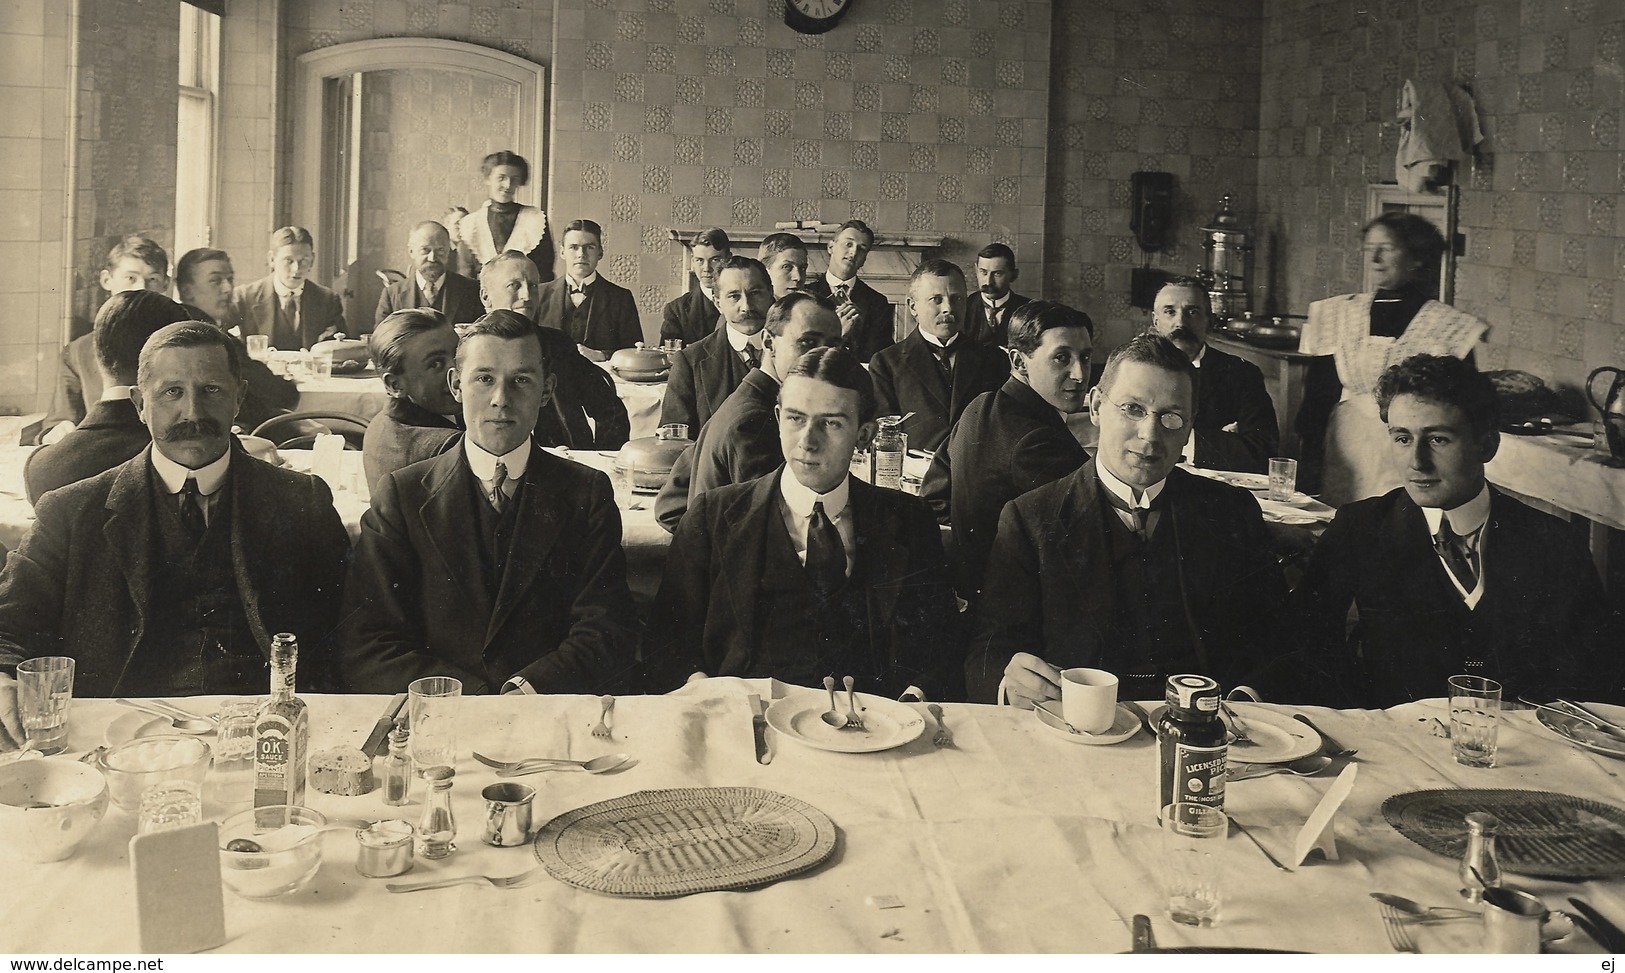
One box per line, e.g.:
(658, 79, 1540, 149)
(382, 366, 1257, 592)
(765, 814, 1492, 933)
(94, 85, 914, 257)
(986, 303, 1001, 337)
(489, 461, 509, 514)
(834, 283, 850, 304)
(277, 292, 300, 350)
(178, 478, 205, 536)
(745, 343, 761, 370)
(1100, 485, 1151, 537)
(1434, 518, 1479, 593)
(805, 501, 846, 595)
(929, 341, 954, 383)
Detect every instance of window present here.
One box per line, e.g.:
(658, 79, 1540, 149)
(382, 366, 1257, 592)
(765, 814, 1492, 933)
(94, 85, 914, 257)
(175, 4, 220, 256)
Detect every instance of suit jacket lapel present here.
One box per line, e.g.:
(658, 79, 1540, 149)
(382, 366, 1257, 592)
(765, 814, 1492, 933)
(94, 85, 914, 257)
(718, 473, 779, 652)
(487, 447, 566, 645)
(416, 450, 493, 626)
(101, 453, 155, 687)
(850, 481, 906, 631)
(1057, 462, 1118, 646)
(1383, 491, 1459, 603)
(904, 335, 950, 414)
(225, 445, 273, 656)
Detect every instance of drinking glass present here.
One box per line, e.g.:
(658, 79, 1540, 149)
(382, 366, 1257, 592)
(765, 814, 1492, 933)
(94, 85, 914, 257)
(138, 779, 203, 834)
(1449, 674, 1501, 768)
(1162, 802, 1227, 927)
(407, 676, 462, 770)
(208, 697, 260, 808)
(245, 334, 270, 361)
(311, 349, 334, 381)
(16, 656, 75, 755)
(1267, 457, 1299, 501)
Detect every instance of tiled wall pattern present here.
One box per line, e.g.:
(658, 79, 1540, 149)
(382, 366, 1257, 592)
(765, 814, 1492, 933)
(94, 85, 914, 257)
(1257, 0, 1625, 398)
(358, 67, 524, 273)
(1044, 0, 1264, 350)
(548, 0, 1054, 339)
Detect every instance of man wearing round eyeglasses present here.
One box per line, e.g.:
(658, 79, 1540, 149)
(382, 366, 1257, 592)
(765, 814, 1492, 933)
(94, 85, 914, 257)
(968, 334, 1288, 708)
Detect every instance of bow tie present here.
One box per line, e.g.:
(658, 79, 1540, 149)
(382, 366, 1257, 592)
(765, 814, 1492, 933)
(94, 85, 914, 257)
(569, 282, 587, 295)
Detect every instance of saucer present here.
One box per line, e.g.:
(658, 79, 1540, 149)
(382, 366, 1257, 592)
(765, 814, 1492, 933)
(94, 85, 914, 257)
(1034, 702, 1141, 745)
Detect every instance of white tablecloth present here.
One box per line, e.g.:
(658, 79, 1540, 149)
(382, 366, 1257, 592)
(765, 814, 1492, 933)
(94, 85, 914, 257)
(295, 373, 391, 422)
(1488, 430, 1625, 532)
(5, 689, 1622, 953)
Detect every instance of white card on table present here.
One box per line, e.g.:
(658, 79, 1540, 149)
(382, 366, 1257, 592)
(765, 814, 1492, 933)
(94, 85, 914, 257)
(130, 822, 226, 954)
(1293, 762, 1358, 866)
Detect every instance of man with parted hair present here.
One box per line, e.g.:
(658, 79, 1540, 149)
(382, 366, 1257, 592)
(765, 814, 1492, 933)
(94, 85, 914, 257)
(758, 233, 809, 298)
(660, 255, 774, 435)
(375, 221, 484, 329)
(478, 250, 630, 449)
(1286, 354, 1619, 708)
(922, 300, 1094, 603)
(867, 258, 1010, 452)
(661, 227, 731, 346)
(0, 321, 350, 741)
(645, 346, 962, 699)
(361, 308, 464, 495)
(231, 226, 346, 350)
(963, 242, 1031, 348)
(654, 290, 842, 532)
(802, 220, 895, 362)
(1146, 277, 1279, 474)
(970, 333, 1287, 707)
(175, 247, 300, 431)
(339, 309, 639, 696)
(533, 218, 644, 359)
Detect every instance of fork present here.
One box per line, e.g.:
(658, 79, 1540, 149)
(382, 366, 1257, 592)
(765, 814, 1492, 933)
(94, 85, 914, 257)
(473, 751, 588, 772)
(842, 676, 865, 730)
(591, 695, 615, 738)
(1220, 700, 1254, 744)
(386, 868, 544, 893)
(928, 703, 953, 747)
(1379, 903, 1419, 953)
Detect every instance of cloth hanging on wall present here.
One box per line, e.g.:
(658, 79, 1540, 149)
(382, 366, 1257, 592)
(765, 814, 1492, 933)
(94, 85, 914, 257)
(1395, 79, 1483, 192)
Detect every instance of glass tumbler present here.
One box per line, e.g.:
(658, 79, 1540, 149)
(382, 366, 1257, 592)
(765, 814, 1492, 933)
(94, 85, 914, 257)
(407, 677, 462, 771)
(1162, 802, 1227, 927)
(209, 697, 261, 808)
(1449, 674, 1502, 768)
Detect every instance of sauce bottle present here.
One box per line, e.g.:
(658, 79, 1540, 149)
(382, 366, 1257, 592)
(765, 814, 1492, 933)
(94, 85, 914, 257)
(1158, 674, 1227, 812)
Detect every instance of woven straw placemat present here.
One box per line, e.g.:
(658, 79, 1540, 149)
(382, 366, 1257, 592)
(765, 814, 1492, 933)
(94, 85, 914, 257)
(532, 787, 839, 897)
(1382, 788, 1625, 879)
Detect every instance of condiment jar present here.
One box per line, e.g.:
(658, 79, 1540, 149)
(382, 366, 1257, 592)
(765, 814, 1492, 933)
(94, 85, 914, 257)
(355, 820, 415, 878)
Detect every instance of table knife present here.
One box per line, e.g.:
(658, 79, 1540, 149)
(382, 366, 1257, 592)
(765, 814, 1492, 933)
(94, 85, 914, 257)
(1554, 700, 1625, 742)
(1123, 700, 1156, 737)
(361, 693, 407, 757)
(748, 694, 772, 765)
(1568, 898, 1625, 952)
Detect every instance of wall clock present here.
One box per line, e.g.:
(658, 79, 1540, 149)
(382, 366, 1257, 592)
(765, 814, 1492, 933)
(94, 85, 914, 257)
(784, 0, 855, 35)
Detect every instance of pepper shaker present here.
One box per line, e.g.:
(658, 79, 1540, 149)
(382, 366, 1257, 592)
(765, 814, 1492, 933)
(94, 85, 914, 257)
(1460, 811, 1502, 903)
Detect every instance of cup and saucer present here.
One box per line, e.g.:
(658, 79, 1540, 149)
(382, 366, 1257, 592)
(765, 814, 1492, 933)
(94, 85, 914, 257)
(1034, 668, 1142, 745)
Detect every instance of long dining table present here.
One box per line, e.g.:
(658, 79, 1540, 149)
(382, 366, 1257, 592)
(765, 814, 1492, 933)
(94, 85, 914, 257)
(6, 685, 1622, 953)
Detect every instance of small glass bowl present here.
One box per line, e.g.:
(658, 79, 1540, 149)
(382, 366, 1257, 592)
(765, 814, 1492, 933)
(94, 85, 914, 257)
(99, 735, 211, 812)
(218, 805, 327, 899)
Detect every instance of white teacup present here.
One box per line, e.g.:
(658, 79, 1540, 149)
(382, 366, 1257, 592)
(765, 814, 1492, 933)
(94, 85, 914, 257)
(1060, 668, 1119, 734)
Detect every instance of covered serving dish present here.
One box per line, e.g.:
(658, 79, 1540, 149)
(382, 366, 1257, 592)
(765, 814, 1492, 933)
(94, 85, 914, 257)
(609, 343, 671, 381)
(614, 423, 694, 492)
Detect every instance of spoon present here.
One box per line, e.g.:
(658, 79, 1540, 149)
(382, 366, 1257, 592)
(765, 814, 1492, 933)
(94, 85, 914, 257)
(821, 676, 845, 728)
(1229, 753, 1333, 781)
(496, 753, 634, 777)
(1370, 892, 1479, 921)
(115, 698, 215, 735)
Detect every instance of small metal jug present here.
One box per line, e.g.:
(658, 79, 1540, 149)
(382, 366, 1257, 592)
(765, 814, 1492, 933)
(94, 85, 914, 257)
(1586, 366, 1625, 466)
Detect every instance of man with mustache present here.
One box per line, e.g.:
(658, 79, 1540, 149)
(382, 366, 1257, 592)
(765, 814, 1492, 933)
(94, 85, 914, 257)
(868, 259, 1009, 452)
(802, 220, 895, 363)
(375, 221, 484, 329)
(963, 243, 1031, 348)
(968, 334, 1287, 707)
(660, 255, 774, 435)
(339, 310, 638, 695)
(1147, 278, 1278, 474)
(532, 218, 644, 359)
(0, 322, 350, 743)
(660, 227, 731, 346)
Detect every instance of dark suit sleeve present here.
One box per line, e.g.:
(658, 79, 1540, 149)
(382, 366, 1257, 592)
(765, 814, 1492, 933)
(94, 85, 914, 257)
(965, 500, 1044, 702)
(1008, 428, 1090, 499)
(569, 355, 630, 449)
(1215, 488, 1292, 692)
(660, 350, 700, 432)
(314, 288, 347, 342)
(660, 300, 686, 345)
(1271, 507, 1364, 707)
(920, 446, 951, 524)
(233, 339, 298, 430)
(338, 474, 494, 693)
(868, 353, 902, 419)
(373, 282, 397, 328)
(269, 475, 351, 693)
(883, 502, 965, 701)
(0, 488, 76, 670)
(642, 487, 719, 691)
(40, 345, 86, 435)
(1194, 358, 1278, 474)
(608, 288, 645, 352)
(653, 443, 696, 535)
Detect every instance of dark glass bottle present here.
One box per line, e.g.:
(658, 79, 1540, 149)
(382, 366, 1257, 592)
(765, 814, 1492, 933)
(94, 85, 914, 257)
(1157, 674, 1227, 812)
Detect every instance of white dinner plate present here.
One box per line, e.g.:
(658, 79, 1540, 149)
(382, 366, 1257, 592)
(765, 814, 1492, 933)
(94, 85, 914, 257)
(1267, 511, 1322, 526)
(103, 711, 173, 748)
(1200, 470, 1315, 506)
(1149, 703, 1321, 764)
(1536, 701, 1625, 760)
(1034, 702, 1142, 745)
(765, 690, 927, 754)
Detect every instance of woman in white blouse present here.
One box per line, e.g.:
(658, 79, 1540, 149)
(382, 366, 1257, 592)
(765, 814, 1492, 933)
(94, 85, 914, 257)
(453, 150, 556, 284)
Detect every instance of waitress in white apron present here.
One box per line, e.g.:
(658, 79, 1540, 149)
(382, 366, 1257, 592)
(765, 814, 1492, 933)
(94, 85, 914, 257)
(455, 150, 556, 283)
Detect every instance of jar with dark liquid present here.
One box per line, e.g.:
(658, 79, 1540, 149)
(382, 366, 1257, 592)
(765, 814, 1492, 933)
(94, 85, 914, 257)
(1157, 674, 1228, 812)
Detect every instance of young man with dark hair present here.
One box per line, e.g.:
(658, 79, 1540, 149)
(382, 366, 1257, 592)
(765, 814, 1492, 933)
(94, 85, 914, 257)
(231, 226, 346, 350)
(361, 308, 464, 495)
(970, 334, 1287, 707)
(340, 310, 638, 696)
(660, 255, 774, 435)
(922, 301, 1094, 603)
(803, 220, 895, 362)
(175, 247, 299, 430)
(1288, 354, 1619, 708)
(646, 346, 961, 699)
(533, 218, 644, 358)
(661, 227, 732, 346)
(375, 221, 484, 330)
(963, 242, 1030, 347)
(868, 258, 1009, 452)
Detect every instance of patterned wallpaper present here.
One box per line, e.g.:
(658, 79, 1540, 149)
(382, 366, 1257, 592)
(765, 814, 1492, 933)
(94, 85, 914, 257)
(1257, 0, 1625, 397)
(547, 0, 1054, 330)
(1044, 0, 1263, 348)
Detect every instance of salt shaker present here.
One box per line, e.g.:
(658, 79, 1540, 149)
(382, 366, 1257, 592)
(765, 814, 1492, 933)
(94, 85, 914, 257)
(1460, 811, 1502, 903)
(382, 721, 412, 807)
(416, 765, 457, 860)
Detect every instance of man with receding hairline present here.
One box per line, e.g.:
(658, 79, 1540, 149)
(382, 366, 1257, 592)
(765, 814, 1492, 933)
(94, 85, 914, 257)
(375, 221, 483, 328)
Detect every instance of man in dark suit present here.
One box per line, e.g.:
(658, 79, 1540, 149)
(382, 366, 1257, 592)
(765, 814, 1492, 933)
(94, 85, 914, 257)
(339, 312, 639, 695)
(1149, 278, 1278, 474)
(175, 247, 299, 431)
(231, 226, 346, 350)
(758, 233, 809, 297)
(25, 292, 193, 504)
(659, 227, 730, 346)
(646, 347, 962, 699)
(922, 301, 1094, 603)
(963, 243, 1032, 347)
(803, 220, 895, 363)
(533, 219, 644, 359)
(970, 334, 1288, 707)
(0, 322, 350, 733)
(654, 291, 841, 532)
(868, 259, 1010, 452)
(1288, 355, 1619, 709)
(361, 308, 464, 495)
(374, 221, 484, 330)
(478, 251, 630, 449)
(40, 236, 172, 442)
(659, 255, 773, 435)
